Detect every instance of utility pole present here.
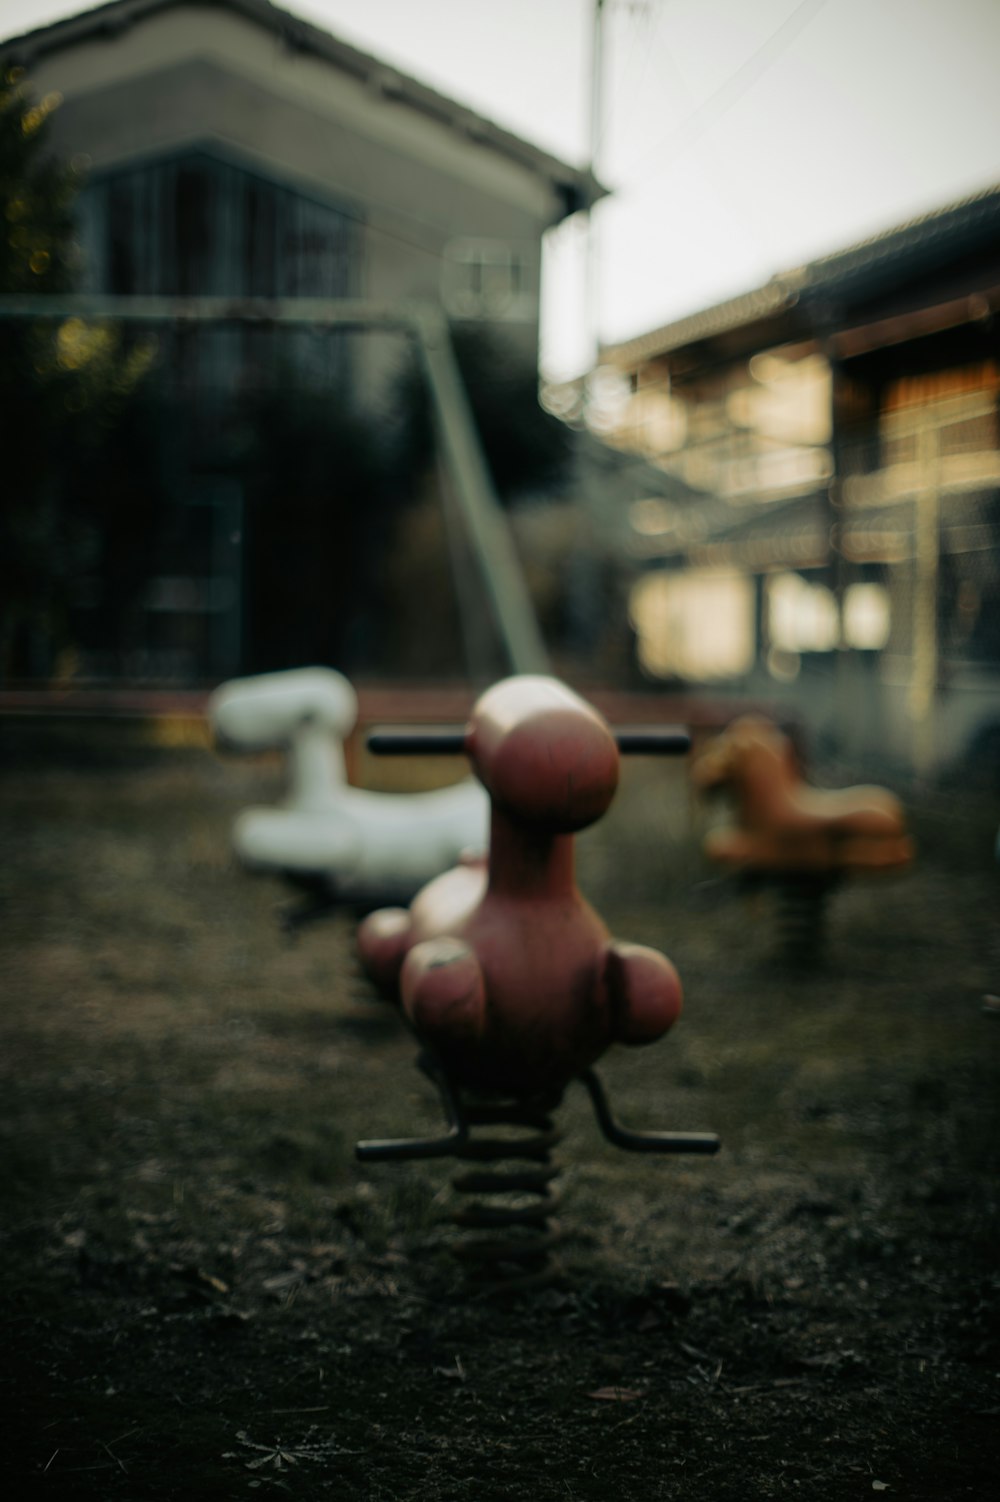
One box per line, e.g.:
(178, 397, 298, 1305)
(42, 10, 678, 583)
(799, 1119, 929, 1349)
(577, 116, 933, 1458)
(910, 415, 941, 778)
(585, 0, 607, 385)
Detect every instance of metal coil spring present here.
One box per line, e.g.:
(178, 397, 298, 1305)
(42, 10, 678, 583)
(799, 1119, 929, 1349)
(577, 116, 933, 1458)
(775, 875, 831, 965)
(448, 1097, 563, 1294)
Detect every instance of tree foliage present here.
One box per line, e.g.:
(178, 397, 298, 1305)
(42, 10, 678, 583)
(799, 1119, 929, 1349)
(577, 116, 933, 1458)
(238, 382, 393, 673)
(0, 64, 157, 680)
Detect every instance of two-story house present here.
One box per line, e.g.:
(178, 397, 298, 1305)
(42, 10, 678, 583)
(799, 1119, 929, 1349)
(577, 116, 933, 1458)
(2, 0, 600, 683)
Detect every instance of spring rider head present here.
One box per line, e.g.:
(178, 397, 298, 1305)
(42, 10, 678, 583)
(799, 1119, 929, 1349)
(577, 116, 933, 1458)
(355, 675, 718, 1290)
(692, 714, 914, 962)
(208, 667, 488, 927)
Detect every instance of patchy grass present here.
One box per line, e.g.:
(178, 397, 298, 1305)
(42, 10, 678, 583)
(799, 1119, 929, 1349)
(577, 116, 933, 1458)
(1, 723, 998, 1499)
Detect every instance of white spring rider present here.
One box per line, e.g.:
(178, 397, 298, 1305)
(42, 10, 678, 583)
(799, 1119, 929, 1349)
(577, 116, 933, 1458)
(208, 667, 489, 912)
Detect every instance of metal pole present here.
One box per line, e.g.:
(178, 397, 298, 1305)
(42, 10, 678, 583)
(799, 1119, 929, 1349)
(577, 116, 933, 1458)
(585, 0, 607, 380)
(0, 293, 412, 329)
(909, 417, 940, 776)
(412, 305, 550, 674)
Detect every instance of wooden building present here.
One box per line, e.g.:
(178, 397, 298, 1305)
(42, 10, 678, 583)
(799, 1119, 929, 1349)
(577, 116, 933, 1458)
(592, 185, 1000, 774)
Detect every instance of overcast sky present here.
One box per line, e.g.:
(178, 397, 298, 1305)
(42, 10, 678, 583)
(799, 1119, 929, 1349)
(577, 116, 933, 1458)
(3, 0, 999, 377)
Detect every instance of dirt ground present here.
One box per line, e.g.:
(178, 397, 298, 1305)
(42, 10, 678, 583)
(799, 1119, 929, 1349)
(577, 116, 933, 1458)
(1, 718, 998, 1500)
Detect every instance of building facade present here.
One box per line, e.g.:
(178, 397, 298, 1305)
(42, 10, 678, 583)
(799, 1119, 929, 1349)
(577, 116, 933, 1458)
(2, 0, 598, 684)
(589, 186, 1000, 775)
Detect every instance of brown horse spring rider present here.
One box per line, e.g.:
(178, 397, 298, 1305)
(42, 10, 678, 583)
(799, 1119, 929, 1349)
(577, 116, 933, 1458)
(692, 716, 914, 876)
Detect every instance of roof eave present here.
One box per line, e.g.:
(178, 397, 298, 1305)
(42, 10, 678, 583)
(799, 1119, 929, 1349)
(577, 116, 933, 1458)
(1, 0, 604, 217)
(602, 179, 1000, 369)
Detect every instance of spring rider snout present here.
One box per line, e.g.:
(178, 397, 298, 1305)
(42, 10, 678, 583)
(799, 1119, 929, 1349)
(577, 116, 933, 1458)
(355, 675, 719, 1291)
(693, 715, 914, 962)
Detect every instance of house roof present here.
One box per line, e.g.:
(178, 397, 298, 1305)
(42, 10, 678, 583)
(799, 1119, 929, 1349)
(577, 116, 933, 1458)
(2, 0, 604, 216)
(606, 180, 1000, 367)
(802, 180, 1000, 305)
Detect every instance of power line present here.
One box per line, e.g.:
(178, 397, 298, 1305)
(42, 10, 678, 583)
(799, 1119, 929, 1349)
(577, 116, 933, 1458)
(591, 0, 668, 165)
(617, 0, 829, 182)
(614, 27, 777, 267)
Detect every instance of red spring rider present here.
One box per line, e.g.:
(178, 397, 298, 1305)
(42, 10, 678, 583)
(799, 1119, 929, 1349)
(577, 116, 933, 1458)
(355, 675, 718, 1287)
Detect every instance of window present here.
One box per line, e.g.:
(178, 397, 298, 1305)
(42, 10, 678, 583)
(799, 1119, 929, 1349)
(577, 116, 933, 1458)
(767, 572, 839, 653)
(78, 151, 356, 388)
(629, 568, 755, 681)
(442, 239, 536, 322)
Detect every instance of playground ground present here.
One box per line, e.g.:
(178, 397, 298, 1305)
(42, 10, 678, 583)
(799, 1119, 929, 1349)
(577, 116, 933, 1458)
(1, 716, 998, 1500)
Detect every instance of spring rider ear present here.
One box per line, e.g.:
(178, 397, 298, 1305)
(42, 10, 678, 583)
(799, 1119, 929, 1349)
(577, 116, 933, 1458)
(207, 667, 488, 929)
(354, 675, 718, 1292)
(692, 715, 914, 963)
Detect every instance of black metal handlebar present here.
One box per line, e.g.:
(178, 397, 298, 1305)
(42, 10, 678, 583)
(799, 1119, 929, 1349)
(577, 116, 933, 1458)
(355, 1055, 719, 1163)
(367, 727, 469, 755)
(579, 1069, 720, 1155)
(367, 725, 691, 757)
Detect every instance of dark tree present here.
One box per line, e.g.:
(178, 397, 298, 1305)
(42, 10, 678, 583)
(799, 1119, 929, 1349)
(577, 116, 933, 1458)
(388, 323, 572, 504)
(0, 64, 157, 680)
